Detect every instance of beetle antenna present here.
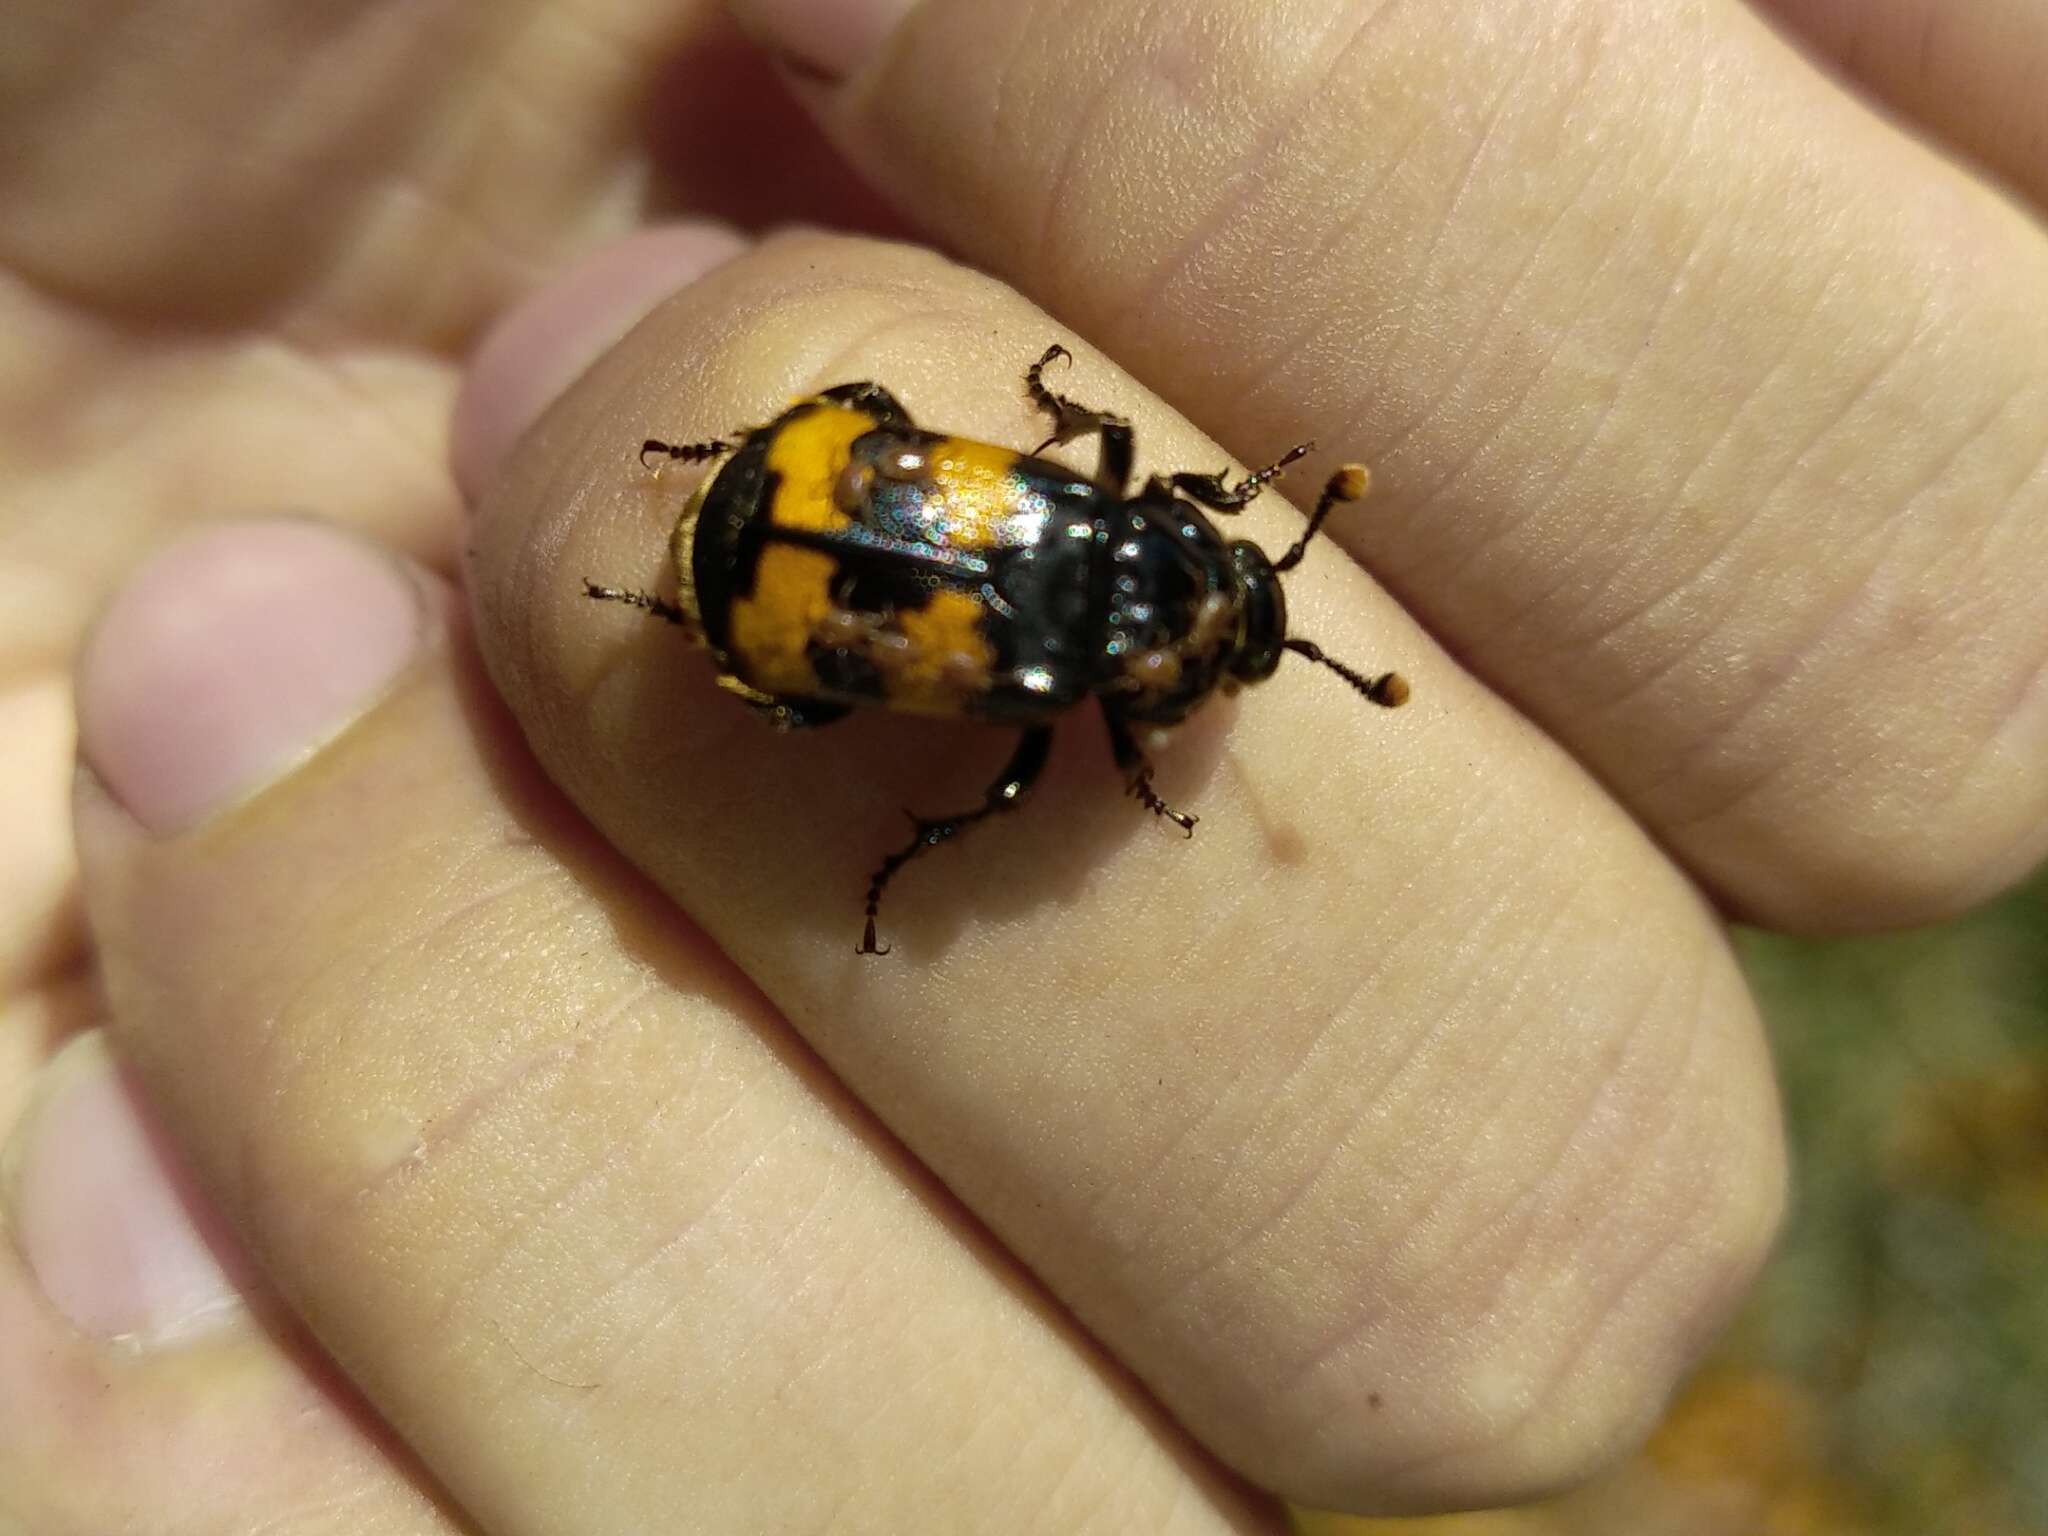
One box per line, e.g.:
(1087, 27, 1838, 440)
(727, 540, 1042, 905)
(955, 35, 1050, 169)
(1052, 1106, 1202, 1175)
(1273, 463, 1370, 572)
(1284, 638, 1408, 708)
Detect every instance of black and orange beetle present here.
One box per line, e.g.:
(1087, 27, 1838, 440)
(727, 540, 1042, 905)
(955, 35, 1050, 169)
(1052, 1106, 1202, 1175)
(586, 346, 1409, 954)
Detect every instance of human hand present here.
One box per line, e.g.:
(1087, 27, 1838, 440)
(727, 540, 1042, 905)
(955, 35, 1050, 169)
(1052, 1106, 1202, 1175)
(13, 0, 2048, 1530)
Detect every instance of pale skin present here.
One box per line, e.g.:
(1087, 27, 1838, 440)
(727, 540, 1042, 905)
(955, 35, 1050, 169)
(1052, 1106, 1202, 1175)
(3, 0, 2047, 1530)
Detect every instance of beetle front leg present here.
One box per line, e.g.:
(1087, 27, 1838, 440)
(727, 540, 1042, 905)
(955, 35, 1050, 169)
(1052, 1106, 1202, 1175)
(1162, 441, 1315, 512)
(1102, 706, 1197, 835)
(1025, 344, 1133, 497)
(638, 436, 734, 469)
(583, 579, 690, 627)
(819, 381, 913, 426)
(858, 725, 1054, 955)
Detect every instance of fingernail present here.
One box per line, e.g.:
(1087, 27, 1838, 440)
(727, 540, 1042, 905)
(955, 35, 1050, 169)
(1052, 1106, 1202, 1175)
(77, 520, 425, 837)
(725, 0, 915, 82)
(7, 1032, 247, 1344)
(452, 223, 750, 500)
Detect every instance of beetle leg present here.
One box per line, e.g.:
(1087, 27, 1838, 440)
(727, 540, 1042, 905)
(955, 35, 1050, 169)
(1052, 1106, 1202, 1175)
(819, 381, 913, 426)
(1164, 441, 1315, 512)
(638, 436, 734, 469)
(1024, 344, 1133, 497)
(858, 725, 1054, 955)
(755, 695, 853, 731)
(709, 674, 851, 729)
(1102, 706, 1197, 836)
(1273, 464, 1372, 571)
(583, 579, 691, 628)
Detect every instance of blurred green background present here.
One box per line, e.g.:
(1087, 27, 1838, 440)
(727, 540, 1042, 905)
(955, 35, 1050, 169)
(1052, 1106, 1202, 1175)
(1300, 874, 2048, 1536)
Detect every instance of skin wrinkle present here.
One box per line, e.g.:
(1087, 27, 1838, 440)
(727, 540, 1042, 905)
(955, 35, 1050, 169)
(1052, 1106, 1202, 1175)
(1214, 135, 1426, 435)
(1401, 93, 1726, 641)
(1913, 2, 1943, 88)
(363, 0, 662, 307)
(486, 1036, 744, 1378)
(1066, 850, 1354, 1262)
(4, 336, 459, 678)
(1989, 398, 2048, 513)
(1858, 388, 2022, 568)
(1132, 807, 1546, 1297)
(1351, 29, 1551, 440)
(1641, 263, 1842, 536)
(958, 757, 1261, 1212)
(1981, 584, 2048, 784)
(1765, 280, 1937, 504)
(1397, 947, 1710, 1381)
(981, 0, 1023, 178)
(999, 1392, 1097, 1531)
(842, 1349, 1004, 1515)
(189, 808, 508, 1226)
(1078, 768, 1437, 1306)
(1362, 957, 1725, 1490)
(1624, 487, 1928, 826)
(1237, 0, 1623, 447)
(371, 1022, 670, 1354)
(281, 7, 550, 337)
(481, 0, 645, 168)
(1549, 278, 1852, 690)
(1507, 1020, 1736, 1446)
(23, 5, 437, 326)
(1558, 400, 1831, 723)
(925, 1342, 1074, 1489)
(1509, 183, 1716, 573)
(303, 349, 461, 519)
(1179, 943, 1401, 1246)
(1567, 579, 1740, 739)
(580, 1112, 838, 1385)
(1027, 54, 1122, 293)
(323, 7, 631, 334)
(1215, 853, 1597, 1396)
(1363, 111, 1614, 485)
(1261, 876, 1644, 1406)
(785, 1245, 953, 1416)
(218, 803, 663, 1201)
(1115, 0, 1408, 357)
(1064, 1417, 1204, 1536)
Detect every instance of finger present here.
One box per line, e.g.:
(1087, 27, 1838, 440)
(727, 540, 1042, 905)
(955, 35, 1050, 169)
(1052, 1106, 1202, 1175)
(74, 520, 1273, 1535)
(727, 0, 2048, 932)
(0, 675, 81, 989)
(1758, 0, 2048, 212)
(467, 232, 1784, 1512)
(0, 1021, 458, 1534)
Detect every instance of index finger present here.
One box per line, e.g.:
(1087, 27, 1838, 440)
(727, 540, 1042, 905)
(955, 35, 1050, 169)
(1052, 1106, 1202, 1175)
(467, 233, 1784, 1512)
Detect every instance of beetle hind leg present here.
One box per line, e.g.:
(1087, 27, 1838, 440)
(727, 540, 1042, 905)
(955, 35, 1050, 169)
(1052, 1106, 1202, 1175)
(709, 674, 851, 731)
(757, 696, 852, 731)
(858, 726, 1053, 955)
(1103, 707, 1197, 836)
(1025, 344, 1133, 496)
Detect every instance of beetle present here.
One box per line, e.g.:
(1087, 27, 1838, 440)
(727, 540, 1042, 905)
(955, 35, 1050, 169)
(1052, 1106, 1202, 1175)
(585, 345, 1409, 954)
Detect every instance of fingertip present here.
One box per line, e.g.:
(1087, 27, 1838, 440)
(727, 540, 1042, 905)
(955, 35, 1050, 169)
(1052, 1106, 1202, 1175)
(8, 1031, 251, 1345)
(724, 0, 917, 83)
(76, 520, 427, 838)
(452, 224, 752, 504)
